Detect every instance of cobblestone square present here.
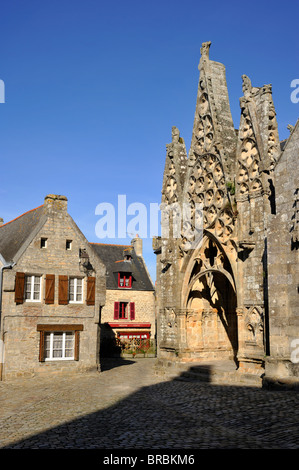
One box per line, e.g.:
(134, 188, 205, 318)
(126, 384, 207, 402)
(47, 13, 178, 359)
(0, 358, 298, 450)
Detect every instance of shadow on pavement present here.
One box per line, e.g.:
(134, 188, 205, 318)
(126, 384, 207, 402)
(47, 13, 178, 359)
(100, 356, 136, 372)
(1, 363, 298, 450)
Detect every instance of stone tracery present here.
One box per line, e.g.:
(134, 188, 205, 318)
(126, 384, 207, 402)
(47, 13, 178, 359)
(155, 42, 297, 384)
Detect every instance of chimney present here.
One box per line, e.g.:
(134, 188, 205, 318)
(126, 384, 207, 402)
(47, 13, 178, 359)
(131, 234, 142, 257)
(0, 218, 3, 227)
(44, 194, 68, 215)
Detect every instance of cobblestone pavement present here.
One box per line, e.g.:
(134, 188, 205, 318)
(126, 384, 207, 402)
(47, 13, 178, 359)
(0, 358, 298, 449)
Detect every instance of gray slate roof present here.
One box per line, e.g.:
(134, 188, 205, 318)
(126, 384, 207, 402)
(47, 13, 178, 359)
(0, 205, 45, 262)
(90, 243, 154, 291)
(0, 205, 154, 293)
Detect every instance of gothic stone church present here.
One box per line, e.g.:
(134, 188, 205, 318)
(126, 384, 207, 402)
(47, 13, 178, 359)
(153, 42, 299, 388)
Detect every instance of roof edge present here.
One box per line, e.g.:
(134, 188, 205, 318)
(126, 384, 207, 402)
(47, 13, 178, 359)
(0, 205, 43, 229)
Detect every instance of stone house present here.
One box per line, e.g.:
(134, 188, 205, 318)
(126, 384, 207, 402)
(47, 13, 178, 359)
(153, 41, 299, 387)
(91, 236, 156, 356)
(0, 194, 106, 380)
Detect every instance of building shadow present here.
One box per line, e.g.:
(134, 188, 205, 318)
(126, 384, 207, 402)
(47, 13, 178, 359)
(100, 356, 136, 372)
(100, 323, 122, 358)
(1, 364, 298, 450)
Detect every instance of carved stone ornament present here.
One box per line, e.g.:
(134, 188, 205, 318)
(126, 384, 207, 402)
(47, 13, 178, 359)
(245, 307, 264, 345)
(200, 41, 211, 60)
(165, 308, 177, 328)
(242, 75, 252, 97)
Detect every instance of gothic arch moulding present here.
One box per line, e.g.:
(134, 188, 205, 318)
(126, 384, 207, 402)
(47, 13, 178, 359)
(181, 231, 237, 309)
(181, 233, 239, 362)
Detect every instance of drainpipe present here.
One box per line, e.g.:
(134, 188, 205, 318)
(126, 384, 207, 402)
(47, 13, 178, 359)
(0, 261, 15, 380)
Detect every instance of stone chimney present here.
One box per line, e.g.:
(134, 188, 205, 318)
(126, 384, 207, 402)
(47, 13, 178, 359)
(131, 234, 142, 257)
(0, 218, 3, 227)
(44, 194, 68, 215)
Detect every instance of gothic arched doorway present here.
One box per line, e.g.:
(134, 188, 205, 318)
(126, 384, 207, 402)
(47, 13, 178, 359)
(182, 236, 238, 365)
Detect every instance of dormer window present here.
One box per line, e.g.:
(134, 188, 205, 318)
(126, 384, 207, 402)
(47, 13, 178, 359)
(124, 254, 132, 261)
(118, 272, 132, 288)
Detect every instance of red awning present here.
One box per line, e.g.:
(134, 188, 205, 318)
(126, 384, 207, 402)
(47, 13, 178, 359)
(107, 322, 151, 328)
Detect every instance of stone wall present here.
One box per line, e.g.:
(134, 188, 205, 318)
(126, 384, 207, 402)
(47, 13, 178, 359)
(266, 123, 299, 381)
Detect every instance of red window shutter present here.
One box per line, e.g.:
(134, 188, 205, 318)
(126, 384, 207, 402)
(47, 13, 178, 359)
(114, 302, 120, 320)
(130, 302, 135, 320)
(45, 274, 55, 304)
(15, 272, 25, 304)
(86, 277, 95, 305)
(58, 275, 68, 305)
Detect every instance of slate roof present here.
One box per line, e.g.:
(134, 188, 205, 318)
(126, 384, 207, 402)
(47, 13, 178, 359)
(0, 205, 154, 293)
(0, 205, 45, 262)
(90, 243, 154, 291)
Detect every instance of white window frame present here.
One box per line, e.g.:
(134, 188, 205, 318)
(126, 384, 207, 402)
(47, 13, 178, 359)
(24, 275, 42, 302)
(69, 277, 84, 303)
(44, 331, 75, 361)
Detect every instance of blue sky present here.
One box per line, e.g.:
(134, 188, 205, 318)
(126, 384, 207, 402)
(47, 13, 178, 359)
(0, 0, 298, 282)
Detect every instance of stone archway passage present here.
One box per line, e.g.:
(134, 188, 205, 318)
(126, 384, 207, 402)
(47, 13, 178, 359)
(186, 270, 238, 364)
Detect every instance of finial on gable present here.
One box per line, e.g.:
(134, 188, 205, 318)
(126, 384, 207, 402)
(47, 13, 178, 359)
(199, 41, 211, 69)
(201, 41, 211, 58)
(242, 74, 252, 98)
(171, 126, 180, 143)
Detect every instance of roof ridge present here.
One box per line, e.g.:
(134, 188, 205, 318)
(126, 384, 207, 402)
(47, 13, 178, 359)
(0, 205, 43, 229)
(90, 242, 131, 247)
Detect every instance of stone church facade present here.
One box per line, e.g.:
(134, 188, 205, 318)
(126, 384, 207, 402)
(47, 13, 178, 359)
(153, 42, 299, 387)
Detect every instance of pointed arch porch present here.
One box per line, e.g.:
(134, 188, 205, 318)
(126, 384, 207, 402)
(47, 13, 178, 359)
(178, 232, 239, 364)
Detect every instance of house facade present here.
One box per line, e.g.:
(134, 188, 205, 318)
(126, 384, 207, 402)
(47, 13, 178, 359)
(91, 237, 156, 357)
(0, 194, 106, 380)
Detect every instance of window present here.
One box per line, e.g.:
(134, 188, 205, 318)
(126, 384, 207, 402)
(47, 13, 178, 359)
(66, 240, 72, 250)
(119, 301, 128, 319)
(69, 277, 83, 303)
(40, 238, 47, 249)
(25, 275, 41, 302)
(37, 324, 83, 362)
(44, 332, 75, 360)
(118, 272, 132, 288)
(114, 302, 135, 320)
(118, 331, 150, 340)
